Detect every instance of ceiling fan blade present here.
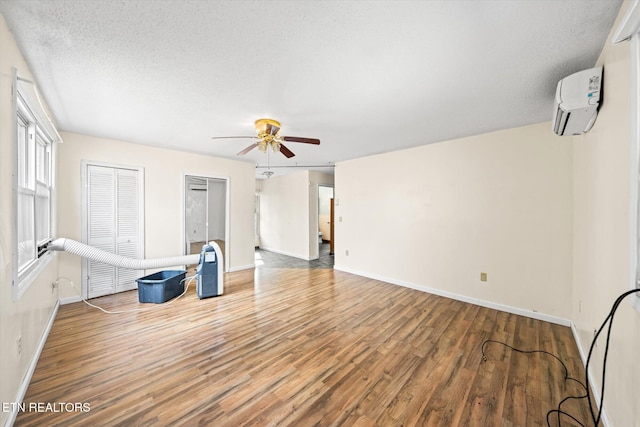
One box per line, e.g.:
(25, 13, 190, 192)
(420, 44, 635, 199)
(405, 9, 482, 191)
(282, 136, 320, 145)
(212, 136, 259, 140)
(279, 143, 295, 158)
(237, 143, 258, 155)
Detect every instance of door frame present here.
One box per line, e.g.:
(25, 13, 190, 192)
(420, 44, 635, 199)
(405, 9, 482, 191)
(81, 160, 145, 299)
(182, 173, 230, 272)
(317, 184, 334, 258)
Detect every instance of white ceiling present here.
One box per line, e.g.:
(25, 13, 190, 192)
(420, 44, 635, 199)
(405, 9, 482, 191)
(0, 0, 623, 178)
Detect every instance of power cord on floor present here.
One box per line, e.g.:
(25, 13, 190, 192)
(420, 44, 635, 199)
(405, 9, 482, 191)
(585, 288, 640, 427)
(481, 340, 586, 387)
(481, 287, 640, 427)
(481, 339, 587, 427)
(546, 394, 588, 427)
(55, 275, 197, 314)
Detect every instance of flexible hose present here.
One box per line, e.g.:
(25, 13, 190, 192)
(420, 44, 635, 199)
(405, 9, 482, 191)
(48, 238, 200, 270)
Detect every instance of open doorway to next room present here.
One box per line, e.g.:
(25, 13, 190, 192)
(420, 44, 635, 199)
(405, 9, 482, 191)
(318, 185, 334, 256)
(184, 175, 228, 273)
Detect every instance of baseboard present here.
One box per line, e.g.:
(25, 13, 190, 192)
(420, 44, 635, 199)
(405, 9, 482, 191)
(570, 322, 611, 427)
(4, 300, 59, 427)
(333, 265, 571, 327)
(59, 295, 82, 305)
(228, 264, 255, 272)
(258, 247, 313, 261)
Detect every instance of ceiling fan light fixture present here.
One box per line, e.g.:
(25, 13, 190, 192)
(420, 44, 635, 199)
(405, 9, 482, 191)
(257, 139, 268, 153)
(213, 118, 319, 160)
(255, 118, 281, 136)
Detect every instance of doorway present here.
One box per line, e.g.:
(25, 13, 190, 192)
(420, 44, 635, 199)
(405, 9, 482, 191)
(318, 185, 334, 256)
(184, 175, 229, 272)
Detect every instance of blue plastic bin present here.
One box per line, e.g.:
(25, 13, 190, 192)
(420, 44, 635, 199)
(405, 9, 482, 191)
(136, 270, 186, 303)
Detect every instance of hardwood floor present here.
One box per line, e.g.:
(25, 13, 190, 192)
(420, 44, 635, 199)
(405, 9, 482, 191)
(16, 268, 595, 426)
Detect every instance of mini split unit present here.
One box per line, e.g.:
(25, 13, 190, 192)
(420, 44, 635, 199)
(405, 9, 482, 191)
(552, 66, 603, 136)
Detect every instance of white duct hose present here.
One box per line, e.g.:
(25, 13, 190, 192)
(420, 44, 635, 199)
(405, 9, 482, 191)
(49, 238, 200, 270)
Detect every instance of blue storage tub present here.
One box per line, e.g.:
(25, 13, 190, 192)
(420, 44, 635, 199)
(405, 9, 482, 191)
(136, 270, 186, 303)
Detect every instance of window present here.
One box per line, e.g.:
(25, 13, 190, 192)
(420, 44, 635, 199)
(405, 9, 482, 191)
(13, 74, 57, 299)
(631, 30, 640, 312)
(634, 31, 640, 311)
(614, 0, 640, 311)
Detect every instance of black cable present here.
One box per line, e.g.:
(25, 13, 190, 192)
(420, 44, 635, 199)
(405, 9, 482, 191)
(584, 288, 640, 426)
(554, 377, 589, 425)
(481, 340, 586, 389)
(481, 339, 587, 427)
(546, 408, 586, 427)
(482, 288, 640, 427)
(549, 393, 589, 427)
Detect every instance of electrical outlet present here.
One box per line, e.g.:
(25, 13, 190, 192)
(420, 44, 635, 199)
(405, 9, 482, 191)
(17, 335, 22, 356)
(480, 272, 487, 282)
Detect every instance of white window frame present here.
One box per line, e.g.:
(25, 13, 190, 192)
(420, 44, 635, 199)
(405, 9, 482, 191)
(634, 34, 640, 312)
(615, 0, 640, 311)
(12, 70, 58, 300)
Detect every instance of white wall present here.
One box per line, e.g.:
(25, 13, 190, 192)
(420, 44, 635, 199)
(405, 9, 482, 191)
(335, 122, 574, 320)
(57, 132, 257, 300)
(0, 15, 60, 427)
(258, 171, 334, 260)
(259, 171, 310, 259)
(572, 2, 640, 425)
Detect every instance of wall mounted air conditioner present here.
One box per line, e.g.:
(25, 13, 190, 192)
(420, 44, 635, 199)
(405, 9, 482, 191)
(552, 66, 603, 136)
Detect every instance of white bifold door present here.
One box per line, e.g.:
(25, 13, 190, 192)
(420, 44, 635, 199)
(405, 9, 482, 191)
(84, 164, 143, 298)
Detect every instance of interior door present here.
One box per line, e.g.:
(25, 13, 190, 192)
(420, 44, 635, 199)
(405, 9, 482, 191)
(114, 169, 141, 292)
(85, 164, 142, 298)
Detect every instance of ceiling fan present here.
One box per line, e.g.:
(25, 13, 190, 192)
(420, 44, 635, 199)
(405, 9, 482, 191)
(212, 118, 320, 158)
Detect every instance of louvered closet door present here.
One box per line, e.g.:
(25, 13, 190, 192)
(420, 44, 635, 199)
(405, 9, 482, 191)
(87, 165, 141, 298)
(115, 169, 139, 293)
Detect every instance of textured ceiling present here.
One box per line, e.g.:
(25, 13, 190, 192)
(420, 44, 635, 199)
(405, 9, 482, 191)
(0, 0, 623, 178)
